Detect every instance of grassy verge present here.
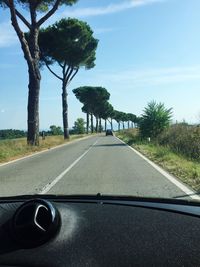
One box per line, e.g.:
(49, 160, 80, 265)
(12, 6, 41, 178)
(116, 130, 200, 192)
(0, 134, 91, 164)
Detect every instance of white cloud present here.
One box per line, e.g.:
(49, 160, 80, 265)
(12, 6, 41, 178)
(61, 0, 164, 18)
(0, 0, 164, 47)
(0, 63, 15, 69)
(90, 65, 200, 87)
(1, 109, 5, 113)
(0, 22, 18, 47)
(94, 27, 115, 34)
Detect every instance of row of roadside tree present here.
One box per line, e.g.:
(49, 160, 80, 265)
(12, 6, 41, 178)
(0, 1, 138, 143)
(73, 86, 138, 133)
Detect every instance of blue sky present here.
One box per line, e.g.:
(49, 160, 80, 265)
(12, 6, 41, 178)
(1, 0, 200, 130)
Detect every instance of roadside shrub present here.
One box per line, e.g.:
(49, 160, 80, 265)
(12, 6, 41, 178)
(157, 124, 200, 161)
(118, 129, 140, 145)
(139, 101, 173, 138)
(0, 129, 26, 140)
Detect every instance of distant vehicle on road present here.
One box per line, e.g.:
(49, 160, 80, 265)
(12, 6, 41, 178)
(106, 129, 113, 136)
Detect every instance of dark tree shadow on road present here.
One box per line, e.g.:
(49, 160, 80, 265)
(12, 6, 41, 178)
(93, 143, 126, 147)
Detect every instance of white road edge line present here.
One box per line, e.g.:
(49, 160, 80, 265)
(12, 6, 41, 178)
(0, 135, 96, 168)
(39, 138, 99, 194)
(115, 136, 200, 200)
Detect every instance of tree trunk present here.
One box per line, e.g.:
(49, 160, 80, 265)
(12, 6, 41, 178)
(62, 81, 69, 139)
(105, 120, 107, 131)
(91, 114, 94, 133)
(27, 28, 41, 145)
(27, 68, 40, 145)
(99, 118, 102, 133)
(123, 121, 125, 130)
(86, 112, 89, 134)
(131, 122, 133, 128)
(111, 119, 113, 131)
(118, 122, 120, 131)
(8, 1, 63, 146)
(128, 121, 130, 129)
(95, 117, 99, 133)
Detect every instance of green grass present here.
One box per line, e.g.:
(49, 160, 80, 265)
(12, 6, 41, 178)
(117, 128, 140, 145)
(0, 134, 89, 163)
(116, 129, 200, 192)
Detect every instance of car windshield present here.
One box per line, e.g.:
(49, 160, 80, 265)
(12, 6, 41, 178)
(0, 0, 200, 201)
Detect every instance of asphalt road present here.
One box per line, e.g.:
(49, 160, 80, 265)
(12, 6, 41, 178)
(0, 135, 195, 199)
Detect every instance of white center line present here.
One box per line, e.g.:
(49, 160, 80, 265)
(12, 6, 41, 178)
(39, 138, 99, 194)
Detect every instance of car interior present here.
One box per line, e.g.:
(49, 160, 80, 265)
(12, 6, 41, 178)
(0, 195, 200, 266)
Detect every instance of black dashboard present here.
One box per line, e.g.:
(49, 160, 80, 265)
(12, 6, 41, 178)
(0, 195, 200, 266)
